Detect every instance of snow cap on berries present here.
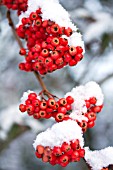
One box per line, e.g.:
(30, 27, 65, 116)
(85, 147, 113, 170)
(20, 90, 40, 104)
(17, 0, 85, 53)
(33, 119, 84, 149)
(65, 81, 104, 122)
(20, 90, 35, 104)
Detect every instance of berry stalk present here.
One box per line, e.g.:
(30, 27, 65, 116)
(6, 9, 50, 97)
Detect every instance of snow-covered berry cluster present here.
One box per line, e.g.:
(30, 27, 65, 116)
(19, 82, 104, 134)
(33, 120, 85, 167)
(16, 0, 84, 75)
(19, 90, 74, 122)
(65, 81, 104, 132)
(2, 0, 28, 15)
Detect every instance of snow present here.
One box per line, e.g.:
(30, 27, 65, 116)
(85, 147, 113, 170)
(33, 120, 84, 149)
(20, 90, 35, 104)
(17, 0, 85, 53)
(84, 12, 113, 43)
(65, 81, 104, 121)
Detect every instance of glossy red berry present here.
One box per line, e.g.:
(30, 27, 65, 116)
(36, 145, 44, 154)
(55, 112, 65, 122)
(47, 98, 56, 108)
(69, 46, 77, 56)
(59, 98, 67, 106)
(19, 48, 26, 55)
(39, 110, 47, 118)
(64, 27, 72, 37)
(51, 37, 59, 46)
(79, 149, 85, 158)
(53, 146, 62, 156)
(51, 24, 60, 34)
(89, 97, 97, 105)
(66, 96, 74, 104)
(19, 104, 26, 112)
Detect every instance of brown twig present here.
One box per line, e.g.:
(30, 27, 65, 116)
(6, 10, 50, 98)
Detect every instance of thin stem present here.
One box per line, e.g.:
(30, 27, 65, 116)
(6, 10, 50, 98)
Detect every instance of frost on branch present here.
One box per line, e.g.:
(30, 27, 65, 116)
(33, 120, 85, 166)
(85, 147, 113, 170)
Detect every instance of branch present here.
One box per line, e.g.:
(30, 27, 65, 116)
(99, 73, 113, 85)
(6, 10, 50, 98)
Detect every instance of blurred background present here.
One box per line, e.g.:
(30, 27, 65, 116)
(0, 0, 113, 169)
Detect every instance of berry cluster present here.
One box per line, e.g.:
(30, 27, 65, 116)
(77, 97, 103, 132)
(35, 139, 85, 167)
(2, 0, 28, 15)
(19, 92, 74, 122)
(17, 9, 84, 75)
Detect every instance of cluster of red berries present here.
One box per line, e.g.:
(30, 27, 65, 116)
(19, 92, 74, 122)
(35, 139, 85, 167)
(17, 9, 84, 75)
(77, 97, 103, 132)
(2, 0, 28, 15)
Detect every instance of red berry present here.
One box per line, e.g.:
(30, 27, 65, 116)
(58, 107, 67, 114)
(61, 142, 71, 153)
(35, 151, 42, 158)
(26, 104, 35, 113)
(64, 53, 72, 62)
(44, 146, 52, 156)
(64, 27, 72, 37)
(53, 146, 62, 156)
(79, 149, 85, 158)
(28, 93, 37, 100)
(55, 113, 65, 122)
(59, 154, 69, 163)
(19, 104, 26, 112)
(66, 96, 74, 104)
(45, 57, 53, 67)
(47, 98, 56, 108)
(29, 12, 37, 20)
(79, 120, 88, 132)
(35, 18, 42, 27)
(71, 139, 80, 150)
(40, 49, 49, 57)
(51, 51, 60, 60)
(92, 106, 102, 113)
(76, 46, 83, 54)
(87, 121, 95, 128)
(51, 37, 59, 46)
(33, 112, 40, 119)
(19, 48, 26, 55)
(69, 59, 77, 66)
(69, 46, 77, 56)
(42, 155, 49, 162)
(59, 98, 67, 106)
(86, 112, 96, 121)
(59, 37, 68, 46)
(36, 145, 44, 154)
(85, 100, 90, 108)
(89, 97, 97, 105)
(51, 24, 60, 34)
(40, 101, 47, 110)
(39, 110, 47, 118)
